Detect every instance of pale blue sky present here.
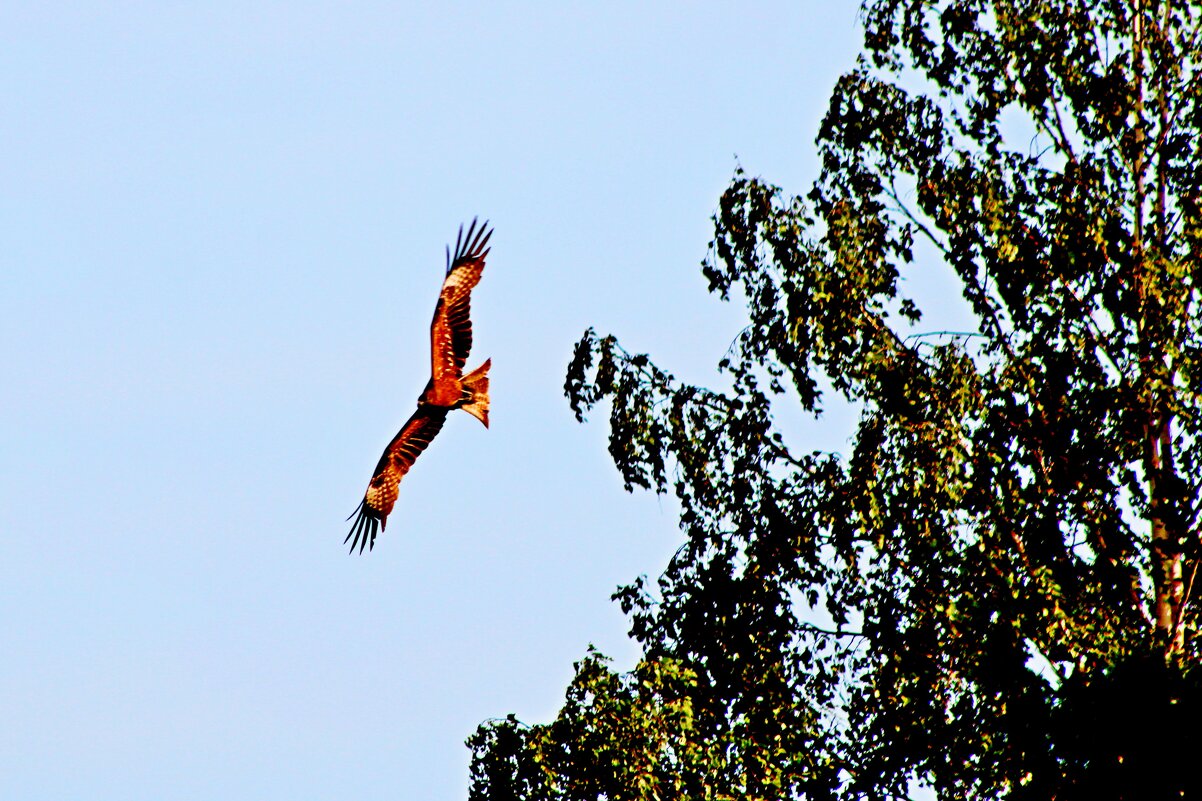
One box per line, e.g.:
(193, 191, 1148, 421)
(2, 4, 873, 799)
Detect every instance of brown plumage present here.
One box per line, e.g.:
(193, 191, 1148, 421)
(346, 219, 492, 553)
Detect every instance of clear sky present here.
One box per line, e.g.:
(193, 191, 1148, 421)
(2, 3, 868, 799)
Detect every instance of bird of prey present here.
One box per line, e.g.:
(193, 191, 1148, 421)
(346, 219, 492, 553)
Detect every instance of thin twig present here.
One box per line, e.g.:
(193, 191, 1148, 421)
(884, 179, 950, 256)
(800, 622, 866, 639)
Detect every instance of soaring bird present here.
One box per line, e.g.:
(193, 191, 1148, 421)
(346, 219, 492, 553)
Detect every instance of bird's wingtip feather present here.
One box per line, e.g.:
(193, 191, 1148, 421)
(345, 501, 382, 554)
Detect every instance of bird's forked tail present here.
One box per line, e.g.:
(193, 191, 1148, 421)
(460, 358, 490, 428)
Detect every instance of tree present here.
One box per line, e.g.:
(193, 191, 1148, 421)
(469, 1, 1202, 798)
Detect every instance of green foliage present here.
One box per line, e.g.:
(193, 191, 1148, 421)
(468, 651, 770, 801)
(471, 2, 1202, 798)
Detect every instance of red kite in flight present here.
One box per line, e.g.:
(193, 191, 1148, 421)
(346, 219, 492, 553)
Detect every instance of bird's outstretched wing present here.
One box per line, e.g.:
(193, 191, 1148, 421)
(346, 406, 449, 553)
(429, 219, 491, 402)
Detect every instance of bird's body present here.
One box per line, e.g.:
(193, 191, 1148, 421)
(346, 220, 492, 553)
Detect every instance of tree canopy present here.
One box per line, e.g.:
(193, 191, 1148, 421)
(469, 2, 1202, 798)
